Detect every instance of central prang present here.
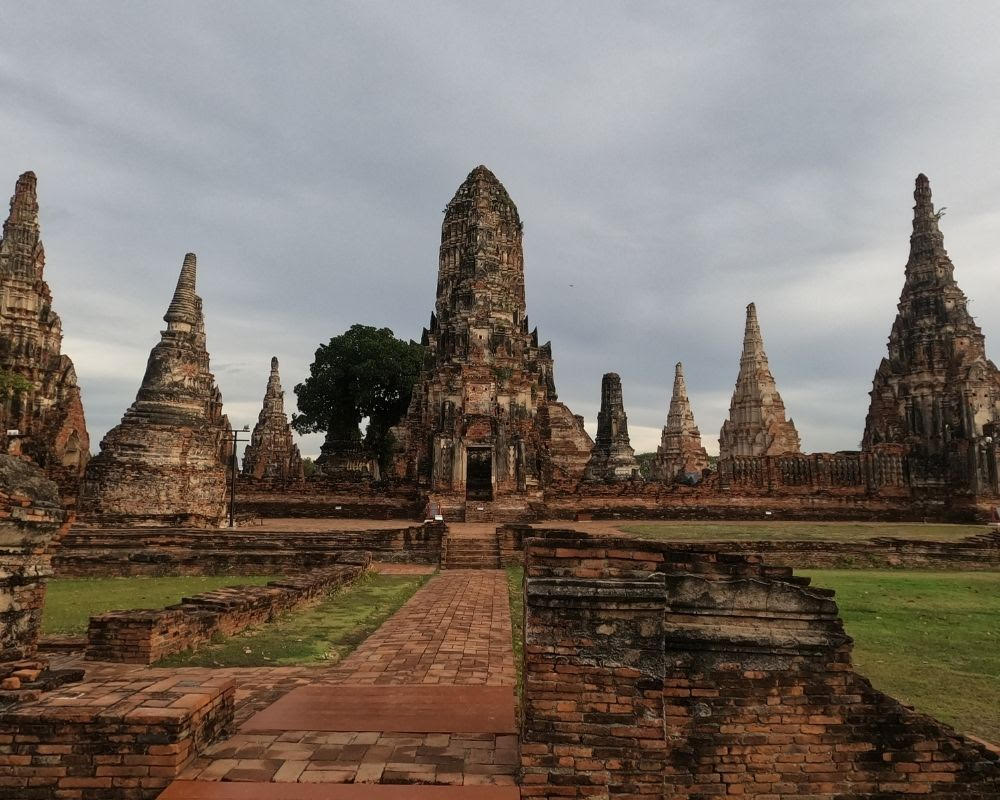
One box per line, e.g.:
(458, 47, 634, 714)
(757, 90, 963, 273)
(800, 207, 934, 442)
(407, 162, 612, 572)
(389, 166, 592, 510)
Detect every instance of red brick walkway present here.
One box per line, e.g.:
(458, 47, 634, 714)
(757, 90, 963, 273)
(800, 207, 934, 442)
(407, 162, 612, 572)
(174, 570, 518, 789)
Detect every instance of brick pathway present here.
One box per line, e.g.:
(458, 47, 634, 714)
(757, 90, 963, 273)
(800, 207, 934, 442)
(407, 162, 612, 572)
(175, 570, 518, 788)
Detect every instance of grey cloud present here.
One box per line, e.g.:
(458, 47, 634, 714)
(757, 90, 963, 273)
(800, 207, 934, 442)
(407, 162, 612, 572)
(2, 2, 1000, 459)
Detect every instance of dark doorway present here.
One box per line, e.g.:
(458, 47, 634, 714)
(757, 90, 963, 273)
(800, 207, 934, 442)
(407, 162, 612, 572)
(466, 447, 493, 500)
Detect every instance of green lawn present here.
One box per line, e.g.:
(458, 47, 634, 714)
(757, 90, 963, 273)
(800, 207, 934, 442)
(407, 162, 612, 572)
(618, 521, 984, 542)
(42, 575, 279, 635)
(805, 570, 1000, 743)
(159, 571, 428, 667)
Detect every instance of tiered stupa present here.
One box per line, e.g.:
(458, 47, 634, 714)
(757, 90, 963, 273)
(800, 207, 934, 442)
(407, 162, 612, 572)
(0, 172, 89, 492)
(719, 303, 801, 458)
(79, 254, 232, 526)
(583, 372, 640, 482)
(242, 357, 304, 481)
(864, 174, 1000, 461)
(651, 362, 709, 482)
(389, 166, 592, 508)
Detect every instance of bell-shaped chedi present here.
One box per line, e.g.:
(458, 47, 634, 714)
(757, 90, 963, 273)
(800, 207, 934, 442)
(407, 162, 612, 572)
(719, 303, 801, 458)
(0, 172, 89, 494)
(583, 372, 640, 482)
(79, 254, 232, 527)
(389, 165, 592, 503)
(241, 357, 304, 481)
(651, 362, 710, 482)
(863, 174, 1000, 457)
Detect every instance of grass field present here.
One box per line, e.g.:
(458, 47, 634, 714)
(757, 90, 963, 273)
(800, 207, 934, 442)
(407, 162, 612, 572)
(42, 575, 279, 635)
(159, 571, 428, 667)
(505, 566, 1000, 742)
(506, 567, 524, 694)
(805, 569, 1000, 742)
(617, 520, 984, 542)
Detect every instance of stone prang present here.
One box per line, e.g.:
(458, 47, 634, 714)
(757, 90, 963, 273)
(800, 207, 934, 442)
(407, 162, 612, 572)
(389, 166, 592, 508)
(79, 254, 231, 527)
(719, 302, 801, 458)
(864, 174, 1000, 459)
(651, 362, 709, 482)
(0, 172, 89, 497)
(242, 357, 303, 481)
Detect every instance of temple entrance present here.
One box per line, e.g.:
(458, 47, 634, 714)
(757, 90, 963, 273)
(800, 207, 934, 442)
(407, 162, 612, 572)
(466, 447, 493, 500)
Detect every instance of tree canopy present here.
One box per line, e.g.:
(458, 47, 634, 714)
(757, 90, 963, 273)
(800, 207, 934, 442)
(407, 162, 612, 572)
(292, 325, 424, 465)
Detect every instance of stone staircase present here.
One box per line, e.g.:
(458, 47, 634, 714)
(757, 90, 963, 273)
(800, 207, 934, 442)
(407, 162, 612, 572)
(444, 534, 501, 569)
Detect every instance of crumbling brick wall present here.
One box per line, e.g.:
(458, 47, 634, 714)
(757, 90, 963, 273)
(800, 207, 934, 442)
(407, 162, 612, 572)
(86, 563, 367, 663)
(520, 532, 1000, 798)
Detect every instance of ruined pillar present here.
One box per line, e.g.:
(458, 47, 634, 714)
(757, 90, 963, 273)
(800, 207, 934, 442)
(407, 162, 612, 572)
(0, 454, 77, 699)
(582, 372, 640, 482)
(241, 357, 304, 482)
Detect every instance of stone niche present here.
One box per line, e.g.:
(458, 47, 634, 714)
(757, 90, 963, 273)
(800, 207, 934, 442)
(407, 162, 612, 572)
(0, 454, 76, 701)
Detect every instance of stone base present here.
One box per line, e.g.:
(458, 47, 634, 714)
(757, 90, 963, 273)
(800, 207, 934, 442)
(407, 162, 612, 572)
(0, 674, 233, 799)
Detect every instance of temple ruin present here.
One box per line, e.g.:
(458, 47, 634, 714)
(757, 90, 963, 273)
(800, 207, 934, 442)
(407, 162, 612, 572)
(78, 254, 232, 527)
(388, 165, 592, 516)
(719, 302, 801, 458)
(582, 372, 640, 482)
(864, 174, 1000, 493)
(241, 357, 304, 482)
(651, 361, 709, 482)
(0, 172, 89, 496)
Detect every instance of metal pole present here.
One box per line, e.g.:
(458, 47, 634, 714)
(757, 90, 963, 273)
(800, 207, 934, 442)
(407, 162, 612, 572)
(229, 429, 237, 528)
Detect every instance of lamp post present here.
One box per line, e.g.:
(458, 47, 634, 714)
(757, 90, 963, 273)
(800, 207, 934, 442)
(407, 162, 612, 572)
(228, 425, 251, 528)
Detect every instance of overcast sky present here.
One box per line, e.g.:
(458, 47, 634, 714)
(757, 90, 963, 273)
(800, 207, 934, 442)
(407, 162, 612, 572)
(3, 2, 1000, 458)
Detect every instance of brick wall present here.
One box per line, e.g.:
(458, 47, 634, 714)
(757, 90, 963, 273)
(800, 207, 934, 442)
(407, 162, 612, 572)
(55, 522, 445, 577)
(501, 524, 1000, 570)
(520, 532, 1000, 798)
(0, 675, 233, 799)
(86, 563, 368, 663)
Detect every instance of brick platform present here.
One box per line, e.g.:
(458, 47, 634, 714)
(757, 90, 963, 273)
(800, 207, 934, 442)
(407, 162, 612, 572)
(0, 673, 234, 799)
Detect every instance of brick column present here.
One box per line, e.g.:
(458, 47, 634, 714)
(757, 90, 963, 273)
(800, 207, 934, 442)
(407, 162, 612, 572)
(520, 536, 667, 798)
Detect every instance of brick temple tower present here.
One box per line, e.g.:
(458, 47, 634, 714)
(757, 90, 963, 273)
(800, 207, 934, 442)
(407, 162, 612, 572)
(719, 303, 801, 458)
(242, 357, 303, 482)
(651, 362, 709, 482)
(389, 166, 592, 515)
(863, 174, 1000, 492)
(0, 172, 89, 496)
(79, 254, 232, 526)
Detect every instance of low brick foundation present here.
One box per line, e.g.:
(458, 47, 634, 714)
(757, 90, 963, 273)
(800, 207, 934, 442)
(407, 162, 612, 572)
(520, 532, 1000, 798)
(0, 674, 233, 799)
(500, 524, 1000, 570)
(55, 522, 444, 577)
(86, 563, 368, 664)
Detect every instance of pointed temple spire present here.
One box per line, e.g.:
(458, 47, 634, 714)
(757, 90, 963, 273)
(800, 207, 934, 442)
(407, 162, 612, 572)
(164, 252, 199, 328)
(863, 174, 1000, 457)
(652, 362, 709, 482)
(389, 165, 592, 501)
(583, 373, 641, 482)
(80, 253, 231, 526)
(719, 303, 801, 458)
(0, 171, 44, 280)
(0, 170, 89, 487)
(242, 356, 303, 481)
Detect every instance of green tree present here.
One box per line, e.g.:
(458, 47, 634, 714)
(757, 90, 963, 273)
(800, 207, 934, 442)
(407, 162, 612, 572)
(293, 325, 424, 468)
